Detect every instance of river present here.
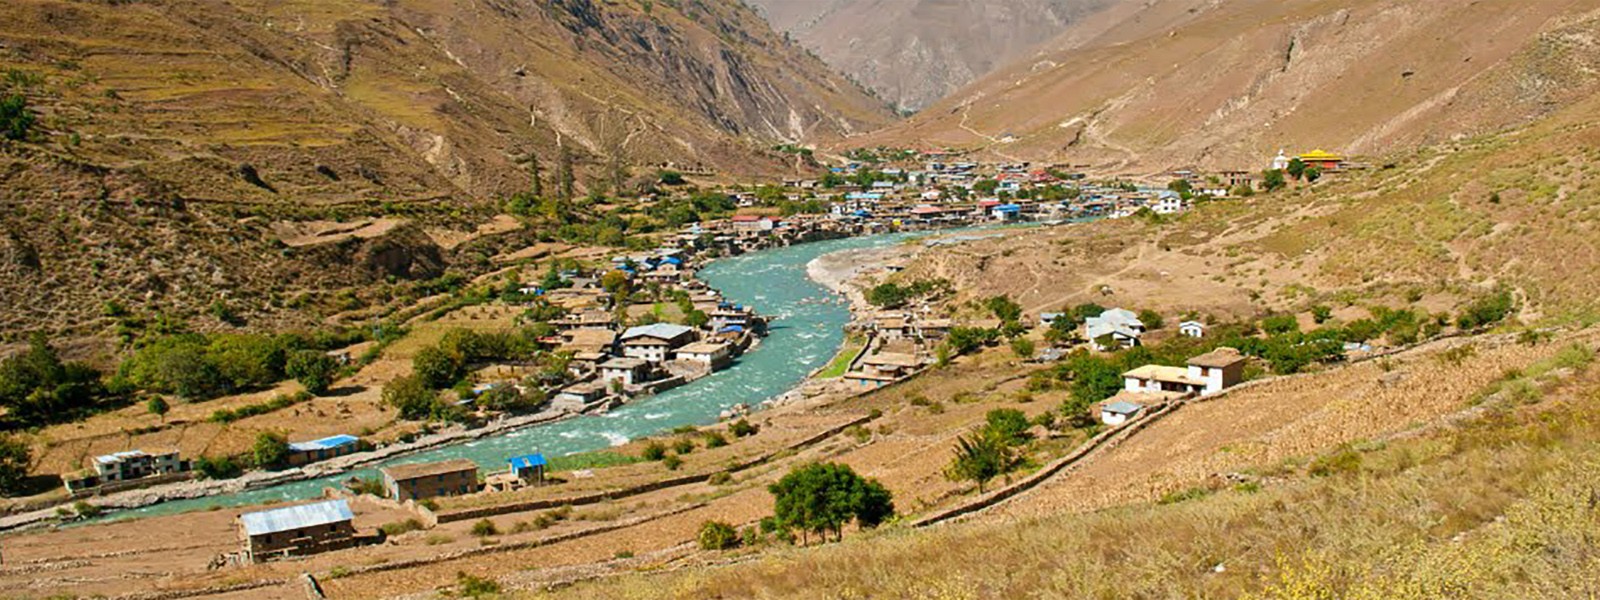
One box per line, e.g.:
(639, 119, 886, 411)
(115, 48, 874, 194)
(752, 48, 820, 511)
(110, 231, 925, 521)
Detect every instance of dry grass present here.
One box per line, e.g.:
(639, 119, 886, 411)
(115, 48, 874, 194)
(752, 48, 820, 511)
(533, 343, 1600, 600)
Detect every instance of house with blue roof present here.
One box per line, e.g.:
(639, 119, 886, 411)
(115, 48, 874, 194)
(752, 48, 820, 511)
(488, 453, 548, 491)
(286, 435, 361, 467)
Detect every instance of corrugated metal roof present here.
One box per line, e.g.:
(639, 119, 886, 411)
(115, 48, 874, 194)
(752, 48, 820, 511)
(287, 435, 359, 453)
(1103, 401, 1145, 415)
(239, 499, 353, 537)
(508, 454, 547, 470)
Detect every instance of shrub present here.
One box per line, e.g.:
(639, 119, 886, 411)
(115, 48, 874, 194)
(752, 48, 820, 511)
(698, 520, 741, 550)
(708, 471, 732, 485)
(672, 438, 696, 455)
(728, 418, 759, 437)
(1456, 290, 1516, 330)
(72, 500, 102, 518)
(383, 375, 451, 421)
(641, 441, 668, 461)
(194, 455, 241, 480)
(380, 518, 425, 536)
(470, 519, 499, 537)
(663, 455, 683, 470)
(1261, 314, 1300, 335)
(0, 434, 29, 494)
(455, 571, 500, 598)
(1311, 305, 1333, 324)
(703, 431, 728, 448)
(1, 93, 34, 141)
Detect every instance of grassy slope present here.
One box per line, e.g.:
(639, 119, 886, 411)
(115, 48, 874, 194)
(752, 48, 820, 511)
(538, 343, 1600, 600)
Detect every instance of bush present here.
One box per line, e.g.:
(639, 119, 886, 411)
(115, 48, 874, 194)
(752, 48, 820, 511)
(1, 93, 34, 141)
(1010, 337, 1036, 358)
(1311, 304, 1334, 324)
(672, 438, 696, 455)
(194, 455, 242, 480)
(729, 418, 759, 437)
(455, 571, 500, 598)
(1456, 290, 1515, 330)
(663, 455, 683, 470)
(698, 520, 741, 550)
(641, 441, 668, 461)
(381, 518, 425, 536)
(703, 431, 728, 448)
(1261, 314, 1300, 335)
(1137, 309, 1165, 330)
(470, 518, 499, 537)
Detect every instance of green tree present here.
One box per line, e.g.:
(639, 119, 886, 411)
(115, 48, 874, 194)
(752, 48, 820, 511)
(146, 396, 169, 420)
(1304, 165, 1323, 182)
(119, 335, 227, 400)
(524, 149, 543, 198)
(285, 350, 339, 395)
(985, 295, 1023, 323)
(946, 327, 999, 355)
(252, 431, 289, 469)
(1261, 169, 1287, 192)
(983, 408, 1033, 446)
(1, 334, 105, 426)
(0, 434, 32, 495)
(556, 143, 576, 201)
(1285, 158, 1307, 180)
(945, 432, 1015, 493)
(382, 375, 444, 420)
(412, 346, 464, 390)
(1262, 314, 1300, 335)
(684, 309, 710, 329)
(1, 94, 34, 141)
(768, 462, 894, 544)
(866, 283, 908, 308)
(206, 334, 286, 391)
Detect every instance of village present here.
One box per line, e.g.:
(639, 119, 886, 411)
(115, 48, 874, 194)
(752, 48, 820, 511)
(0, 145, 1365, 597)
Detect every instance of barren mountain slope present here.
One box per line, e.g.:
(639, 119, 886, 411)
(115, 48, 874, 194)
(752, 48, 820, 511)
(863, 0, 1600, 172)
(2, 0, 892, 204)
(0, 0, 892, 340)
(746, 0, 1116, 113)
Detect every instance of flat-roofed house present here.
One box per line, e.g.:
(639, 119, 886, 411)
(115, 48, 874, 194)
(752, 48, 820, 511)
(380, 459, 480, 502)
(599, 357, 651, 387)
(1185, 347, 1247, 395)
(675, 341, 732, 369)
(286, 435, 360, 467)
(620, 323, 697, 363)
(845, 352, 922, 388)
(238, 499, 356, 562)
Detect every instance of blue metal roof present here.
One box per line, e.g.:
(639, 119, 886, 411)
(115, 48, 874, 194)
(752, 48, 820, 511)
(240, 499, 352, 536)
(288, 435, 359, 453)
(718, 325, 745, 333)
(994, 204, 1022, 212)
(508, 454, 547, 470)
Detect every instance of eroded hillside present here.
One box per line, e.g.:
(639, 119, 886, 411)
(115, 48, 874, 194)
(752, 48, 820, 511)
(0, 0, 893, 342)
(864, 0, 1600, 171)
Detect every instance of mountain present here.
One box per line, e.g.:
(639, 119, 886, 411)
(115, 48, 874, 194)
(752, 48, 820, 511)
(2, 0, 892, 204)
(0, 0, 892, 339)
(745, 0, 1116, 113)
(862, 0, 1600, 172)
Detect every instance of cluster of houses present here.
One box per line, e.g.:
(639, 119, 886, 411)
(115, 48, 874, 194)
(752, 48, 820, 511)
(1099, 347, 1247, 425)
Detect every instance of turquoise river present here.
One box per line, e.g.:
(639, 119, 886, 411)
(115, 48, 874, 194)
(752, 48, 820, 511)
(112, 231, 929, 521)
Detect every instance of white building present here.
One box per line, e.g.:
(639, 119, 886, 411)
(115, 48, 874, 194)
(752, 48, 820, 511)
(1121, 347, 1247, 398)
(620, 323, 697, 363)
(675, 341, 732, 369)
(1179, 321, 1206, 338)
(1085, 308, 1145, 350)
(599, 357, 651, 387)
(1100, 401, 1144, 426)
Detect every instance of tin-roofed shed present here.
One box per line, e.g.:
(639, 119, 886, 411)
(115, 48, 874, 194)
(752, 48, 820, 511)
(238, 499, 356, 562)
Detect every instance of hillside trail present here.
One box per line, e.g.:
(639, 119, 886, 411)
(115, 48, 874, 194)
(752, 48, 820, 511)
(1023, 238, 1153, 314)
(957, 102, 1023, 163)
